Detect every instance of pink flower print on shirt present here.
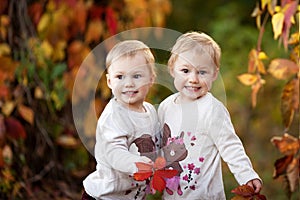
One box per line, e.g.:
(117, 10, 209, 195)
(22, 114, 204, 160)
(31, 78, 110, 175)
(182, 174, 189, 182)
(199, 157, 204, 162)
(188, 163, 195, 171)
(194, 167, 200, 175)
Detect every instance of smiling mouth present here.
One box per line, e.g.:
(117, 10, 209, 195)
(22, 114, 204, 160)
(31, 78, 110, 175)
(122, 91, 138, 95)
(185, 86, 201, 91)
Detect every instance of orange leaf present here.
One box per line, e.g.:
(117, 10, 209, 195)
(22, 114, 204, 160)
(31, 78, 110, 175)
(17, 104, 34, 125)
(286, 157, 300, 192)
(268, 59, 299, 80)
(135, 162, 153, 172)
(237, 73, 258, 86)
(271, 133, 300, 156)
(281, 78, 299, 129)
(153, 157, 166, 169)
(85, 19, 103, 44)
(56, 135, 79, 148)
(133, 171, 152, 181)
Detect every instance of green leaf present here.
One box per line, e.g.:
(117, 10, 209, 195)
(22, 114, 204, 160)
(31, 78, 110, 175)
(51, 63, 66, 80)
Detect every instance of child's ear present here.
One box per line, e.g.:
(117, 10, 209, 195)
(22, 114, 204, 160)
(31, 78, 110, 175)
(106, 74, 112, 89)
(169, 67, 175, 77)
(212, 68, 219, 81)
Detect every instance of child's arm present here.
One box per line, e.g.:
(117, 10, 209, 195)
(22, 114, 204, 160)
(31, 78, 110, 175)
(246, 178, 262, 193)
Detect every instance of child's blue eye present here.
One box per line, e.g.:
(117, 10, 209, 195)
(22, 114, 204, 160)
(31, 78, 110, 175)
(133, 74, 142, 79)
(199, 70, 207, 75)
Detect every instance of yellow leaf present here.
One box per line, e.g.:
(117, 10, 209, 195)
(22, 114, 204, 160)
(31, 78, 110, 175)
(267, 0, 277, 15)
(2, 145, 13, 166)
(251, 3, 261, 17)
(237, 73, 258, 86)
(37, 13, 51, 34)
(258, 51, 268, 60)
(272, 12, 284, 39)
(2, 101, 15, 117)
(56, 135, 79, 148)
(261, 0, 270, 10)
(0, 43, 11, 56)
(34, 86, 44, 99)
(17, 104, 34, 125)
(41, 40, 53, 59)
(268, 59, 299, 80)
(85, 20, 104, 44)
(52, 40, 66, 61)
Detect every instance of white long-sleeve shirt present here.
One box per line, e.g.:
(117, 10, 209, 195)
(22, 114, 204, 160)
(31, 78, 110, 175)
(158, 92, 261, 200)
(83, 98, 160, 200)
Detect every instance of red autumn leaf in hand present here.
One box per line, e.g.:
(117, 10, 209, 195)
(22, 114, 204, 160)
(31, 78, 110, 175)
(152, 169, 178, 192)
(133, 171, 153, 181)
(134, 162, 153, 181)
(134, 157, 178, 192)
(231, 185, 266, 200)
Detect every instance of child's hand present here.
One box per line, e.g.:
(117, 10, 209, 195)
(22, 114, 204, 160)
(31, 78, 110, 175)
(246, 178, 262, 193)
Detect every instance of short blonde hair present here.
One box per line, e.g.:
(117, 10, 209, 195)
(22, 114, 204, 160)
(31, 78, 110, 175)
(168, 31, 221, 70)
(106, 40, 156, 77)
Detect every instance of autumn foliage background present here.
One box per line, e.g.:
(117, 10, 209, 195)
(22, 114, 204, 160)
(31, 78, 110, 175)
(0, 0, 299, 199)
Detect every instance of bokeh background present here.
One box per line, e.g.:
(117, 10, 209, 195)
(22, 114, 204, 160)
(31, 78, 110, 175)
(0, 0, 298, 199)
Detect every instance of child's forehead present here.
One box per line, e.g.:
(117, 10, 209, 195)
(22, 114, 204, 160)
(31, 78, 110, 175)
(175, 48, 216, 69)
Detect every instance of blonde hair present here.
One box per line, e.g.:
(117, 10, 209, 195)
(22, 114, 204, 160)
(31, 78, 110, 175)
(106, 40, 156, 77)
(168, 31, 221, 70)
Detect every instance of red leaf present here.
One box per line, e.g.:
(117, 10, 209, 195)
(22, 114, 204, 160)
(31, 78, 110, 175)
(273, 155, 294, 178)
(133, 171, 152, 181)
(105, 7, 117, 35)
(28, 2, 43, 26)
(231, 185, 267, 200)
(231, 184, 255, 197)
(152, 172, 167, 192)
(152, 169, 178, 192)
(89, 5, 105, 20)
(4, 117, 26, 139)
(155, 169, 178, 179)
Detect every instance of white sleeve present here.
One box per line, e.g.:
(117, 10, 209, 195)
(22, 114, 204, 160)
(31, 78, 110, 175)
(96, 116, 152, 175)
(208, 102, 261, 184)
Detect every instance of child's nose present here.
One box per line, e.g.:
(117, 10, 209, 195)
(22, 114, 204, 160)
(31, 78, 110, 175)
(124, 77, 134, 87)
(188, 72, 199, 83)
